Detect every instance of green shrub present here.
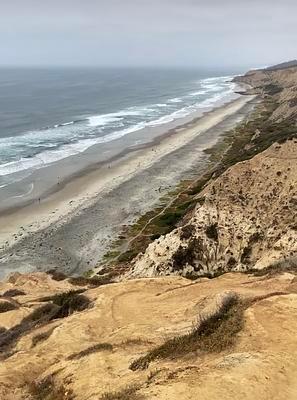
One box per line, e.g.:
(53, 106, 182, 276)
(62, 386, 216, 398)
(155, 211, 184, 228)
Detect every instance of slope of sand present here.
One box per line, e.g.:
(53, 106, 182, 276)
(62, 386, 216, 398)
(0, 271, 297, 399)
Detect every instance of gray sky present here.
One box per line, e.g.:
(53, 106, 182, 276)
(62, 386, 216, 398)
(1, 0, 296, 68)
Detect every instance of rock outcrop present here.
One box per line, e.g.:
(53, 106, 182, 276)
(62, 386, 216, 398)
(234, 65, 297, 122)
(128, 139, 297, 278)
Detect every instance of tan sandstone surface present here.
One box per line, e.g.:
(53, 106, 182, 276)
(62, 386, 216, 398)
(1, 64, 297, 400)
(128, 139, 297, 279)
(1, 271, 297, 399)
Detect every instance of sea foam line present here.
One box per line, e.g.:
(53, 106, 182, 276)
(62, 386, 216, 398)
(0, 75, 236, 178)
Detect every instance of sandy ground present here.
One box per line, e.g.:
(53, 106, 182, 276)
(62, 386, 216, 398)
(1, 271, 297, 400)
(0, 95, 256, 278)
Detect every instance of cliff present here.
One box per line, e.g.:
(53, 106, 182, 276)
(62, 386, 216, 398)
(128, 65, 297, 279)
(1, 62, 297, 399)
(128, 139, 297, 279)
(233, 64, 297, 122)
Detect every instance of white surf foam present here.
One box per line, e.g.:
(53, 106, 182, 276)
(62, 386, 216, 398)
(168, 97, 183, 103)
(87, 106, 154, 127)
(88, 115, 123, 127)
(0, 74, 237, 179)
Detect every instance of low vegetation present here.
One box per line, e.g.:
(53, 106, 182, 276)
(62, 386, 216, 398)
(248, 257, 297, 277)
(100, 384, 143, 400)
(68, 274, 114, 287)
(67, 343, 113, 361)
(47, 269, 68, 281)
(31, 327, 56, 348)
(130, 293, 244, 370)
(119, 337, 154, 347)
(205, 223, 219, 241)
(2, 289, 26, 297)
(0, 291, 91, 354)
(38, 290, 91, 319)
(172, 237, 203, 272)
(180, 224, 196, 240)
(0, 301, 18, 313)
(29, 375, 73, 400)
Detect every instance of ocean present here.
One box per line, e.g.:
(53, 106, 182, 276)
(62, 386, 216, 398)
(0, 67, 243, 204)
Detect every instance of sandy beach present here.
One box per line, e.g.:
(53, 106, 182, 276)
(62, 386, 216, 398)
(0, 93, 256, 279)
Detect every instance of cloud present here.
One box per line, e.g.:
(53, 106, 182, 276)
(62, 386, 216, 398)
(0, 0, 296, 67)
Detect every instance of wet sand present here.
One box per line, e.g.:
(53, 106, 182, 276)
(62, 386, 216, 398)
(0, 94, 256, 279)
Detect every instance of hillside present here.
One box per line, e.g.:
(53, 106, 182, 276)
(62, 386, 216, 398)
(233, 64, 297, 122)
(128, 66, 297, 279)
(128, 139, 297, 279)
(265, 59, 297, 71)
(1, 62, 297, 399)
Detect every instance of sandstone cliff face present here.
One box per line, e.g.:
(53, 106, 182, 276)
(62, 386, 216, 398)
(1, 271, 297, 400)
(128, 140, 297, 278)
(234, 66, 297, 122)
(127, 67, 297, 280)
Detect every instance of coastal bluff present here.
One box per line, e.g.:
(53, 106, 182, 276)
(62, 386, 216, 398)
(0, 62, 297, 399)
(128, 64, 297, 279)
(128, 138, 297, 279)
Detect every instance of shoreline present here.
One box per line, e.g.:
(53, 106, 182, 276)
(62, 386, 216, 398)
(0, 93, 256, 279)
(0, 89, 242, 215)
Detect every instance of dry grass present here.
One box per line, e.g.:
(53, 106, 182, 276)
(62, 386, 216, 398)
(248, 258, 297, 277)
(120, 338, 153, 347)
(2, 289, 26, 297)
(29, 375, 73, 400)
(68, 275, 114, 287)
(0, 303, 59, 354)
(0, 301, 18, 313)
(31, 327, 56, 348)
(67, 343, 113, 360)
(130, 293, 244, 370)
(47, 269, 68, 282)
(0, 292, 91, 354)
(38, 290, 91, 318)
(100, 384, 143, 400)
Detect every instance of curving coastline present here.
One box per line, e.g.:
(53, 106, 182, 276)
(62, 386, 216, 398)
(0, 93, 256, 278)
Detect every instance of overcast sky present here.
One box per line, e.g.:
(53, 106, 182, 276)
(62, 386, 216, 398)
(1, 0, 296, 68)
